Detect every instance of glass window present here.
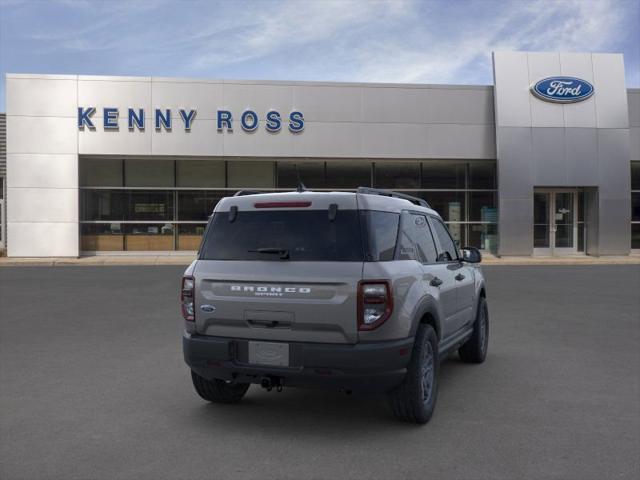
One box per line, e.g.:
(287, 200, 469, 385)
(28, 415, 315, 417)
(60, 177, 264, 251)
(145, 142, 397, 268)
(469, 191, 497, 222)
(125, 159, 174, 187)
(468, 162, 496, 189)
(430, 217, 459, 261)
(421, 162, 465, 189)
(227, 161, 274, 188)
(128, 190, 174, 221)
(417, 191, 465, 222)
(374, 162, 420, 189)
(632, 162, 640, 191)
(80, 158, 123, 186)
(632, 192, 640, 222)
(361, 210, 399, 261)
(446, 222, 465, 247)
(325, 161, 371, 189)
(177, 224, 207, 251)
(176, 160, 225, 188)
(632, 224, 640, 249)
(123, 223, 174, 251)
(178, 190, 227, 221)
(277, 162, 325, 188)
(468, 224, 497, 251)
(200, 210, 363, 261)
(81, 190, 126, 221)
(397, 213, 438, 263)
(80, 223, 124, 251)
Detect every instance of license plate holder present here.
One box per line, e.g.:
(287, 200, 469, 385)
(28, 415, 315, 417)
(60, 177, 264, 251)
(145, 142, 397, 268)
(248, 341, 290, 367)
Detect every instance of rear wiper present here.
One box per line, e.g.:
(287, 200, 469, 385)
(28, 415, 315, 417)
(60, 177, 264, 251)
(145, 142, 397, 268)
(248, 247, 290, 260)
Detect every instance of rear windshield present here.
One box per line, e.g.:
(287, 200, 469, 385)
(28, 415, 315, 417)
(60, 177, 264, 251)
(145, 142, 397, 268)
(199, 210, 364, 261)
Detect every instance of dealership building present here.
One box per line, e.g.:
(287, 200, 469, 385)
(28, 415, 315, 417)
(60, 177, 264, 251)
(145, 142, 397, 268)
(1, 51, 639, 257)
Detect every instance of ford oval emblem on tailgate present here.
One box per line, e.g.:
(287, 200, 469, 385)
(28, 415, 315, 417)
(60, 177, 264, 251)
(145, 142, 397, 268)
(200, 305, 216, 313)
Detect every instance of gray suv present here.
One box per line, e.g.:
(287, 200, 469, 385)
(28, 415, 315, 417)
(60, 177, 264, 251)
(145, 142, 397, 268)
(182, 187, 488, 423)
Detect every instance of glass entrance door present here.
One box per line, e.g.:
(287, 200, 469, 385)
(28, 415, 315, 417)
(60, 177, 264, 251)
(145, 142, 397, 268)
(533, 190, 578, 255)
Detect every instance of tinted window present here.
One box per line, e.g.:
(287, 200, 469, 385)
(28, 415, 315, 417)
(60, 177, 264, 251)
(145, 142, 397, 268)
(361, 211, 399, 261)
(421, 162, 465, 189)
(468, 162, 496, 189)
(397, 213, 438, 263)
(430, 217, 458, 262)
(632, 162, 640, 191)
(326, 162, 371, 189)
(200, 210, 363, 261)
(277, 162, 325, 188)
(374, 162, 420, 189)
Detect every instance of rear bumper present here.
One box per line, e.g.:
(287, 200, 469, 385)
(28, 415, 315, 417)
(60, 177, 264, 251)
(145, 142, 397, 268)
(183, 333, 414, 393)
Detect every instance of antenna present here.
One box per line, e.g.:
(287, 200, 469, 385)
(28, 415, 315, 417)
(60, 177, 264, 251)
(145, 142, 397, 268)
(294, 164, 307, 192)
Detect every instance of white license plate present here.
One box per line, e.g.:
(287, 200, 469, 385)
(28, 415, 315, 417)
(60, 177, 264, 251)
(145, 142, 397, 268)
(248, 341, 290, 367)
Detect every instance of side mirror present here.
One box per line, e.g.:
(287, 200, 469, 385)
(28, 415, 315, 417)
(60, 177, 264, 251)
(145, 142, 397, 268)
(461, 246, 482, 263)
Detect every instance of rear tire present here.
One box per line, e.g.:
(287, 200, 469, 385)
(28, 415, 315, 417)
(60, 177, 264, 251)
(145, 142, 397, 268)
(458, 296, 489, 363)
(191, 371, 250, 404)
(388, 324, 439, 424)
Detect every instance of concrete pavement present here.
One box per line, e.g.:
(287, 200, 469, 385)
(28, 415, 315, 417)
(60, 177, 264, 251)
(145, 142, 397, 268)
(1, 265, 639, 480)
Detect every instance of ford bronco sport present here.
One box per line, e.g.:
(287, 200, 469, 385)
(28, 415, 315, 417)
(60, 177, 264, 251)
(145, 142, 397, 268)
(182, 187, 488, 423)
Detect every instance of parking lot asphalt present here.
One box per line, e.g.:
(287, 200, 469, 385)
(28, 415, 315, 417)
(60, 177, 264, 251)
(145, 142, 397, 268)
(1, 265, 639, 480)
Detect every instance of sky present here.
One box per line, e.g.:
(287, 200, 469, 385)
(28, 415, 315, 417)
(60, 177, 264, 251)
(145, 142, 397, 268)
(0, 0, 639, 111)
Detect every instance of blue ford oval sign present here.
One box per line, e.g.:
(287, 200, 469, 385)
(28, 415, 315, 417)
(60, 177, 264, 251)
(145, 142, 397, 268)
(531, 77, 594, 103)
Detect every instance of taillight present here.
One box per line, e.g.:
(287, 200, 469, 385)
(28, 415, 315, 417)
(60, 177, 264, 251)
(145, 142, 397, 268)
(357, 280, 393, 331)
(181, 276, 195, 321)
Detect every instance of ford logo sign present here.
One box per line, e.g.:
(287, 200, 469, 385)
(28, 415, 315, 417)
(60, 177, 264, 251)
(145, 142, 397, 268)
(531, 77, 594, 103)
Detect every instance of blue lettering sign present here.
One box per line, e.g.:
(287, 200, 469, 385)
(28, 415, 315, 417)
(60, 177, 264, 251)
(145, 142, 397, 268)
(155, 109, 172, 130)
(78, 106, 304, 134)
(78, 107, 96, 129)
(265, 110, 281, 132)
(103, 108, 119, 129)
(531, 77, 594, 103)
(179, 109, 197, 130)
(288, 111, 304, 133)
(128, 108, 145, 130)
(241, 110, 259, 132)
(217, 110, 233, 131)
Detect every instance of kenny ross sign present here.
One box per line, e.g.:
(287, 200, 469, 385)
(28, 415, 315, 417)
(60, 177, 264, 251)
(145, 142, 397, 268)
(77, 107, 304, 133)
(530, 77, 594, 103)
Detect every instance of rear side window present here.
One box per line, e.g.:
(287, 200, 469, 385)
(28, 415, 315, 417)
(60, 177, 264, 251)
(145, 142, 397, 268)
(200, 210, 363, 261)
(430, 217, 459, 262)
(361, 211, 400, 261)
(397, 212, 438, 263)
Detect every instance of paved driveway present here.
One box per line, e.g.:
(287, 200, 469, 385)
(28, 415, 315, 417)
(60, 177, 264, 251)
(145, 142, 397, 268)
(1, 265, 638, 480)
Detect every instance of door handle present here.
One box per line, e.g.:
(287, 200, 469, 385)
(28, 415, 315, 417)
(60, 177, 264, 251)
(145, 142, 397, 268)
(455, 273, 465, 281)
(430, 277, 443, 287)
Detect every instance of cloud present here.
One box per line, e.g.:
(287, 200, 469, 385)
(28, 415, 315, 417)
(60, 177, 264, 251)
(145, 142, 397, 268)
(187, 0, 412, 70)
(349, 0, 634, 84)
(0, 0, 637, 93)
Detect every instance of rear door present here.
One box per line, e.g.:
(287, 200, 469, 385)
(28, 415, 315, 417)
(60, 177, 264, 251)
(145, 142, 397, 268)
(398, 212, 458, 338)
(194, 204, 364, 344)
(428, 216, 475, 335)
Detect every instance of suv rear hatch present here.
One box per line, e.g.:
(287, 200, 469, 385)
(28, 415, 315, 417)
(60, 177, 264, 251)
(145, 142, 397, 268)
(193, 193, 363, 344)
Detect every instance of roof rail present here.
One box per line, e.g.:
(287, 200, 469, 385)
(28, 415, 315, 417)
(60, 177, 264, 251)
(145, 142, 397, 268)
(233, 190, 266, 197)
(356, 187, 431, 209)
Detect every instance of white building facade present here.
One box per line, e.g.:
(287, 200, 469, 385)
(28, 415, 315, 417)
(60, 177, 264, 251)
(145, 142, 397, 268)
(2, 51, 639, 257)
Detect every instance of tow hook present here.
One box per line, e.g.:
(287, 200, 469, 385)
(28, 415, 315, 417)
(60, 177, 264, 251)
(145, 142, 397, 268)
(260, 376, 284, 392)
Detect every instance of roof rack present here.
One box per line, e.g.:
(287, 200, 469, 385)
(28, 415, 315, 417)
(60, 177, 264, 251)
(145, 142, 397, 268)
(356, 187, 431, 209)
(233, 190, 266, 197)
